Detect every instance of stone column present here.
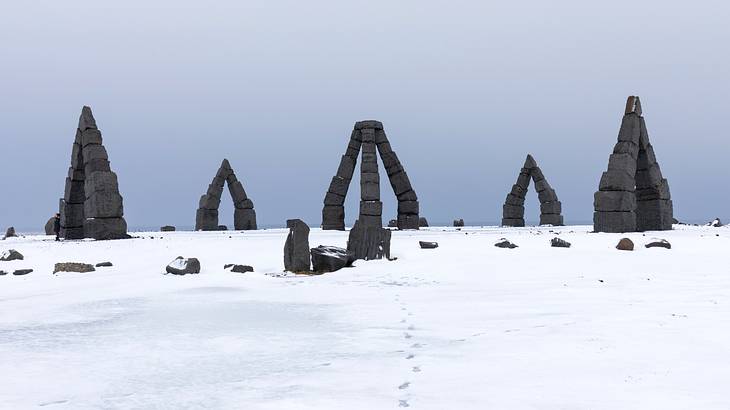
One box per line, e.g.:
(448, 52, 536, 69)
(359, 124, 382, 228)
(322, 128, 361, 230)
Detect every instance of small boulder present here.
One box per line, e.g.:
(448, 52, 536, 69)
(284, 219, 311, 272)
(0, 270, 7, 275)
(495, 238, 518, 249)
(453, 219, 465, 227)
(418, 217, 429, 227)
(54, 263, 96, 273)
(616, 238, 634, 251)
(166, 257, 201, 275)
(419, 241, 439, 249)
(550, 237, 571, 248)
(387, 219, 398, 228)
(95, 262, 113, 267)
(645, 239, 671, 249)
(217, 225, 228, 231)
(224, 264, 254, 273)
(0, 249, 24, 261)
(160, 225, 176, 232)
(4, 227, 17, 238)
(708, 218, 723, 227)
(45, 218, 56, 235)
(310, 245, 355, 273)
(13, 269, 33, 276)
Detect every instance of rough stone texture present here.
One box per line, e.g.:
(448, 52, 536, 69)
(0, 249, 23, 261)
(13, 269, 33, 276)
(418, 217, 429, 227)
(53, 262, 95, 273)
(616, 238, 635, 251)
(310, 246, 355, 273)
(195, 159, 257, 231)
(45, 217, 56, 235)
(284, 219, 311, 272)
(594, 96, 673, 233)
(550, 237, 571, 248)
(453, 219, 465, 227)
(59, 106, 129, 240)
(166, 257, 201, 275)
(347, 220, 391, 261)
(322, 121, 419, 231)
(225, 264, 254, 273)
(160, 225, 176, 232)
(4, 227, 17, 238)
(502, 154, 564, 227)
(495, 238, 518, 249)
(419, 241, 438, 249)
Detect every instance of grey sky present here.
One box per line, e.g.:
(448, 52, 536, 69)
(1, 0, 728, 230)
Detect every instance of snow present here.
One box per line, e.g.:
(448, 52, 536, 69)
(1, 225, 730, 409)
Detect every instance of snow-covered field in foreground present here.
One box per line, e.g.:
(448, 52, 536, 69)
(1, 225, 730, 409)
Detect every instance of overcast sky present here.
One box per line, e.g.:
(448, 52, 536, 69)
(1, 0, 728, 231)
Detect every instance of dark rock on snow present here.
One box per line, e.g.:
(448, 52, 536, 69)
(45, 218, 56, 235)
(95, 262, 113, 267)
(419, 241, 439, 249)
(160, 225, 176, 232)
(708, 218, 723, 227)
(166, 257, 201, 275)
(453, 219, 465, 227)
(0, 270, 6, 275)
(645, 239, 671, 249)
(310, 246, 355, 273)
(4, 227, 17, 238)
(418, 217, 429, 227)
(284, 219, 311, 272)
(550, 237, 571, 248)
(616, 238, 634, 251)
(387, 219, 398, 228)
(13, 269, 33, 276)
(495, 238, 518, 249)
(347, 220, 392, 261)
(54, 262, 96, 273)
(0, 249, 24, 261)
(225, 264, 254, 273)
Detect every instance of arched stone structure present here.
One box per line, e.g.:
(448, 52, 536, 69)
(593, 96, 673, 232)
(502, 154, 563, 227)
(195, 159, 257, 231)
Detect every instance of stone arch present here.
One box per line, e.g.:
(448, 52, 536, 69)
(195, 159, 257, 230)
(501, 154, 564, 227)
(59, 106, 129, 240)
(593, 96, 673, 232)
(322, 120, 420, 230)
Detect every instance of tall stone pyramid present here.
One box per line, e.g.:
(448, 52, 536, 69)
(502, 154, 563, 226)
(195, 159, 257, 231)
(322, 120, 419, 230)
(593, 96, 673, 232)
(60, 106, 129, 240)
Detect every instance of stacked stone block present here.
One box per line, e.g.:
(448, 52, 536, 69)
(501, 154, 564, 227)
(60, 106, 128, 240)
(195, 159, 257, 231)
(594, 96, 673, 232)
(322, 120, 420, 231)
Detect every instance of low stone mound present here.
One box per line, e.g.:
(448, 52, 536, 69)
(645, 239, 671, 249)
(0, 249, 23, 261)
(166, 257, 200, 275)
(419, 217, 429, 227)
(311, 246, 355, 273)
(13, 269, 33, 276)
(419, 241, 438, 249)
(4, 227, 17, 239)
(95, 262, 113, 267)
(616, 238, 634, 251)
(160, 226, 176, 232)
(224, 264, 254, 273)
(54, 263, 95, 273)
(453, 219, 465, 227)
(495, 238, 518, 249)
(550, 237, 571, 248)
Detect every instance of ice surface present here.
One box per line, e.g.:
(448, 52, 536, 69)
(1, 225, 729, 409)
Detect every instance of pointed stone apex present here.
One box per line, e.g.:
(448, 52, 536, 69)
(220, 159, 232, 170)
(523, 154, 538, 169)
(78, 106, 97, 130)
(624, 96, 642, 116)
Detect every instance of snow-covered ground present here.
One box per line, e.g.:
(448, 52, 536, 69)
(1, 225, 729, 409)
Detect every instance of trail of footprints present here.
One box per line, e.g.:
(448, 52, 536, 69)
(395, 293, 422, 408)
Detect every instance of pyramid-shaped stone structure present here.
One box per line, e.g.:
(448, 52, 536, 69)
(322, 120, 419, 230)
(195, 159, 257, 231)
(59, 106, 129, 240)
(594, 96, 673, 232)
(502, 154, 563, 226)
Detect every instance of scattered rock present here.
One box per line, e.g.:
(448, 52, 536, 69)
(708, 218, 723, 227)
(166, 257, 201, 275)
(217, 225, 228, 231)
(495, 238, 518, 249)
(160, 225, 176, 232)
(284, 219, 311, 272)
(13, 269, 33, 276)
(54, 262, 96, 273)
(0, 270, 7, 275)
(0, 249, 24, 261)
(616, 238, 634, 251)
(95, 262, 113, 267)
(550, 237, 571, 248)
(310, 246, 355, 273)
(4, 227, 17, 238)
(418, 217, 429, 227)
(645, 239, 671, 249)
(45, 218, 56, 235)
(453, 219, 465, 227)
(387, 219, 398, 228)
(419, 241, 439, 249)
(225, 264, 254, 273)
